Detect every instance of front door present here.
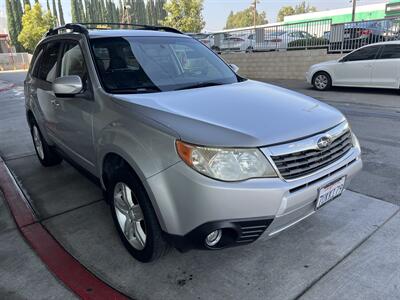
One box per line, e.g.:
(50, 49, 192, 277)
(371, 44, 400, 88)
(334, 45, 381, 87)
(53, 39, 96, 172)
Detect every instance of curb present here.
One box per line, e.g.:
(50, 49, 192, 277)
(0, 83, 15, 92)
(0, 157, 130, 300)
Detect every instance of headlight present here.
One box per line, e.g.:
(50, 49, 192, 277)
(351, 131, 361, 150)
(176, 141, 277, 181)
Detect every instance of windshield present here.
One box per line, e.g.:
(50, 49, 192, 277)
(90, 36, 239, 93)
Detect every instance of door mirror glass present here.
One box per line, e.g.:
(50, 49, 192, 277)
(229, 64, 239, 73)
(53, 75, 83, 96)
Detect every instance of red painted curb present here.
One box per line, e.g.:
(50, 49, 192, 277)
(0, 83, 15, 92)
(0, 159, 130, 300)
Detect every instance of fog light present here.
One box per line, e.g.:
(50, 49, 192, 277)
(205, 229, 222, 247)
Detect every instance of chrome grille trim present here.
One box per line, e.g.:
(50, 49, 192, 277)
(266, 122, 353, 180)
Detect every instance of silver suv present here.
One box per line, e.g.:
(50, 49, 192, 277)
(25, 24, 362, 262)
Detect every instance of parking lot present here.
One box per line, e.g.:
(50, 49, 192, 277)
(1, 71, 399, 299)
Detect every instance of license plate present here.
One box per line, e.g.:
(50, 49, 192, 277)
(316, 177, 346, 209)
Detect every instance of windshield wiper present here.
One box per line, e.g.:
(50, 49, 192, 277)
(175, 82, 224, 91)
(110, 87, 160, 94)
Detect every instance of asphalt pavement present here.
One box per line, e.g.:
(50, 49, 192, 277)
(0, 71, 399, 300)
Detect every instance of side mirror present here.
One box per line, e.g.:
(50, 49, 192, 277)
(53, 75, 83, 97)
(229, 64, 239, 73)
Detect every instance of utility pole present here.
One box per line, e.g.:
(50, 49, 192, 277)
(351, 0, 357, 22)
(252, 0, 259, 28)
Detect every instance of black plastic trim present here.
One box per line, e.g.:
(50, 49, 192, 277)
(164, 217, 274, 252)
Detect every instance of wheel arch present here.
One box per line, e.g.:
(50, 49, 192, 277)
(100, 149, 168, 232)
(312, 70, 333, 86)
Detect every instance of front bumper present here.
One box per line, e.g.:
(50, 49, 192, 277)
(147, 147, 362, 251)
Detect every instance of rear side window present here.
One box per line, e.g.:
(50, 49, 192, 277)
(30, 47, 44, 78)
(345, 45, 381, 62)
(379, 45, 400, 59)
(37, 41, 61, 83)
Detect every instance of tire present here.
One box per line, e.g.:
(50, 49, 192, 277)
(30, 121, 62, 167)
(246, 46, 253, 53)
(312, 72, 332, 91)
(107, 168, 170, 263)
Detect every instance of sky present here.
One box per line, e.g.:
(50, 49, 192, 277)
(0, 0, 388, 32)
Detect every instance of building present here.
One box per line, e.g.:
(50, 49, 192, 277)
(0, 10, 11, 53)
(284, 1, 400, 24)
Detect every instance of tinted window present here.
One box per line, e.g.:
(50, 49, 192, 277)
(90, 37, 238, 93)
(31, 47, 44, 78)
(344, 45, 380, 62)
(379, 45, 400, 59)
(60, 41, 87, 82)
(37, 42, 61, 82)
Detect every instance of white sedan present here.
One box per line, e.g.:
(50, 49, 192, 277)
(307, 41, 400, 90)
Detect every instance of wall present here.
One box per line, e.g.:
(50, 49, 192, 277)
(221, 49, 342, 80)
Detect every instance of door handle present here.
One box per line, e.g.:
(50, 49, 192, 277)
(51, 100, 60, 108)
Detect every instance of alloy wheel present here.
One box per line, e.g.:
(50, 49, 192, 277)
(314, 74, 328, 90)
(113, 182, 147, 250)
(32, 125, 45, 160)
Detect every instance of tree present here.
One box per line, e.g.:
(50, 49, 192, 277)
(18, 2, 54, 53)
(6, 0, 25, 51)
(146, 0, 156, 25)
(277, 6, 295, 22)
(224, 7, 267, 29)
(161, 0, 205, 32)
(52, 0, 58, 26)
(57, 0, 65, 25)
(23, 0, 30, 9)
(71, 0, 79, 22)
(277, 1, 317, 22)
(294, 1, 317, 14)
(155, 0, 167, 24)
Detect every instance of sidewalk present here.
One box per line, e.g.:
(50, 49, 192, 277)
(0, 192, 77, 299)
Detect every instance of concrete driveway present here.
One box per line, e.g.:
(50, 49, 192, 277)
(0, 73, 399, 299)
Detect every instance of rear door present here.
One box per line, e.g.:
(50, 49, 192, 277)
(32, 41, 63, 138)
(333, 45, 381, 87)
(53, 39, 96, 171)
(371, 44, 400, 88)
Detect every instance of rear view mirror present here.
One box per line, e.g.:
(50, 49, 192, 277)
(229, 64, 239, 73)
(53, 75, 83, 97)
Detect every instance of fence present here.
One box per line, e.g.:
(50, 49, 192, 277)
(0, 53, 31, 71)
(196, 17, 400, 54)
(328, 17, 400, 52)
(207, 20, 332, 53)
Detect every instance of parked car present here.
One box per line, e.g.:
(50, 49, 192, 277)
(213, 33, 254, 52)
(255, 30, 314, 51)
(187, 33, 213, 48)
(307, 41, 400, 90)
(330, 20, 394, 51)
(25, 23, 362, 263)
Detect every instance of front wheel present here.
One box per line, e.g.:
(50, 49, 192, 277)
(108, 169, 170, 262)
(312, 72, 332, 91)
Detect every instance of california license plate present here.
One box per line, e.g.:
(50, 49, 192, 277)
(316, 177, 346, 209)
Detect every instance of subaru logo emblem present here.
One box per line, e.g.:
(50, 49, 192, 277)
(317, 136, 332, 150)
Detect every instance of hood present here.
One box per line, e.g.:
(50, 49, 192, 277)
(311, 60, 339, 69)
(115, 80, 345, 147)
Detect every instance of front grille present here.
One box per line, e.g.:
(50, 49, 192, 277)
(271, 130, 352, 180)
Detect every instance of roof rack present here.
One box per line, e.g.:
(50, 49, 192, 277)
(81, 22, 183, 34)
(46, 23, 88, 37)
(45, 22, 182, 37)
